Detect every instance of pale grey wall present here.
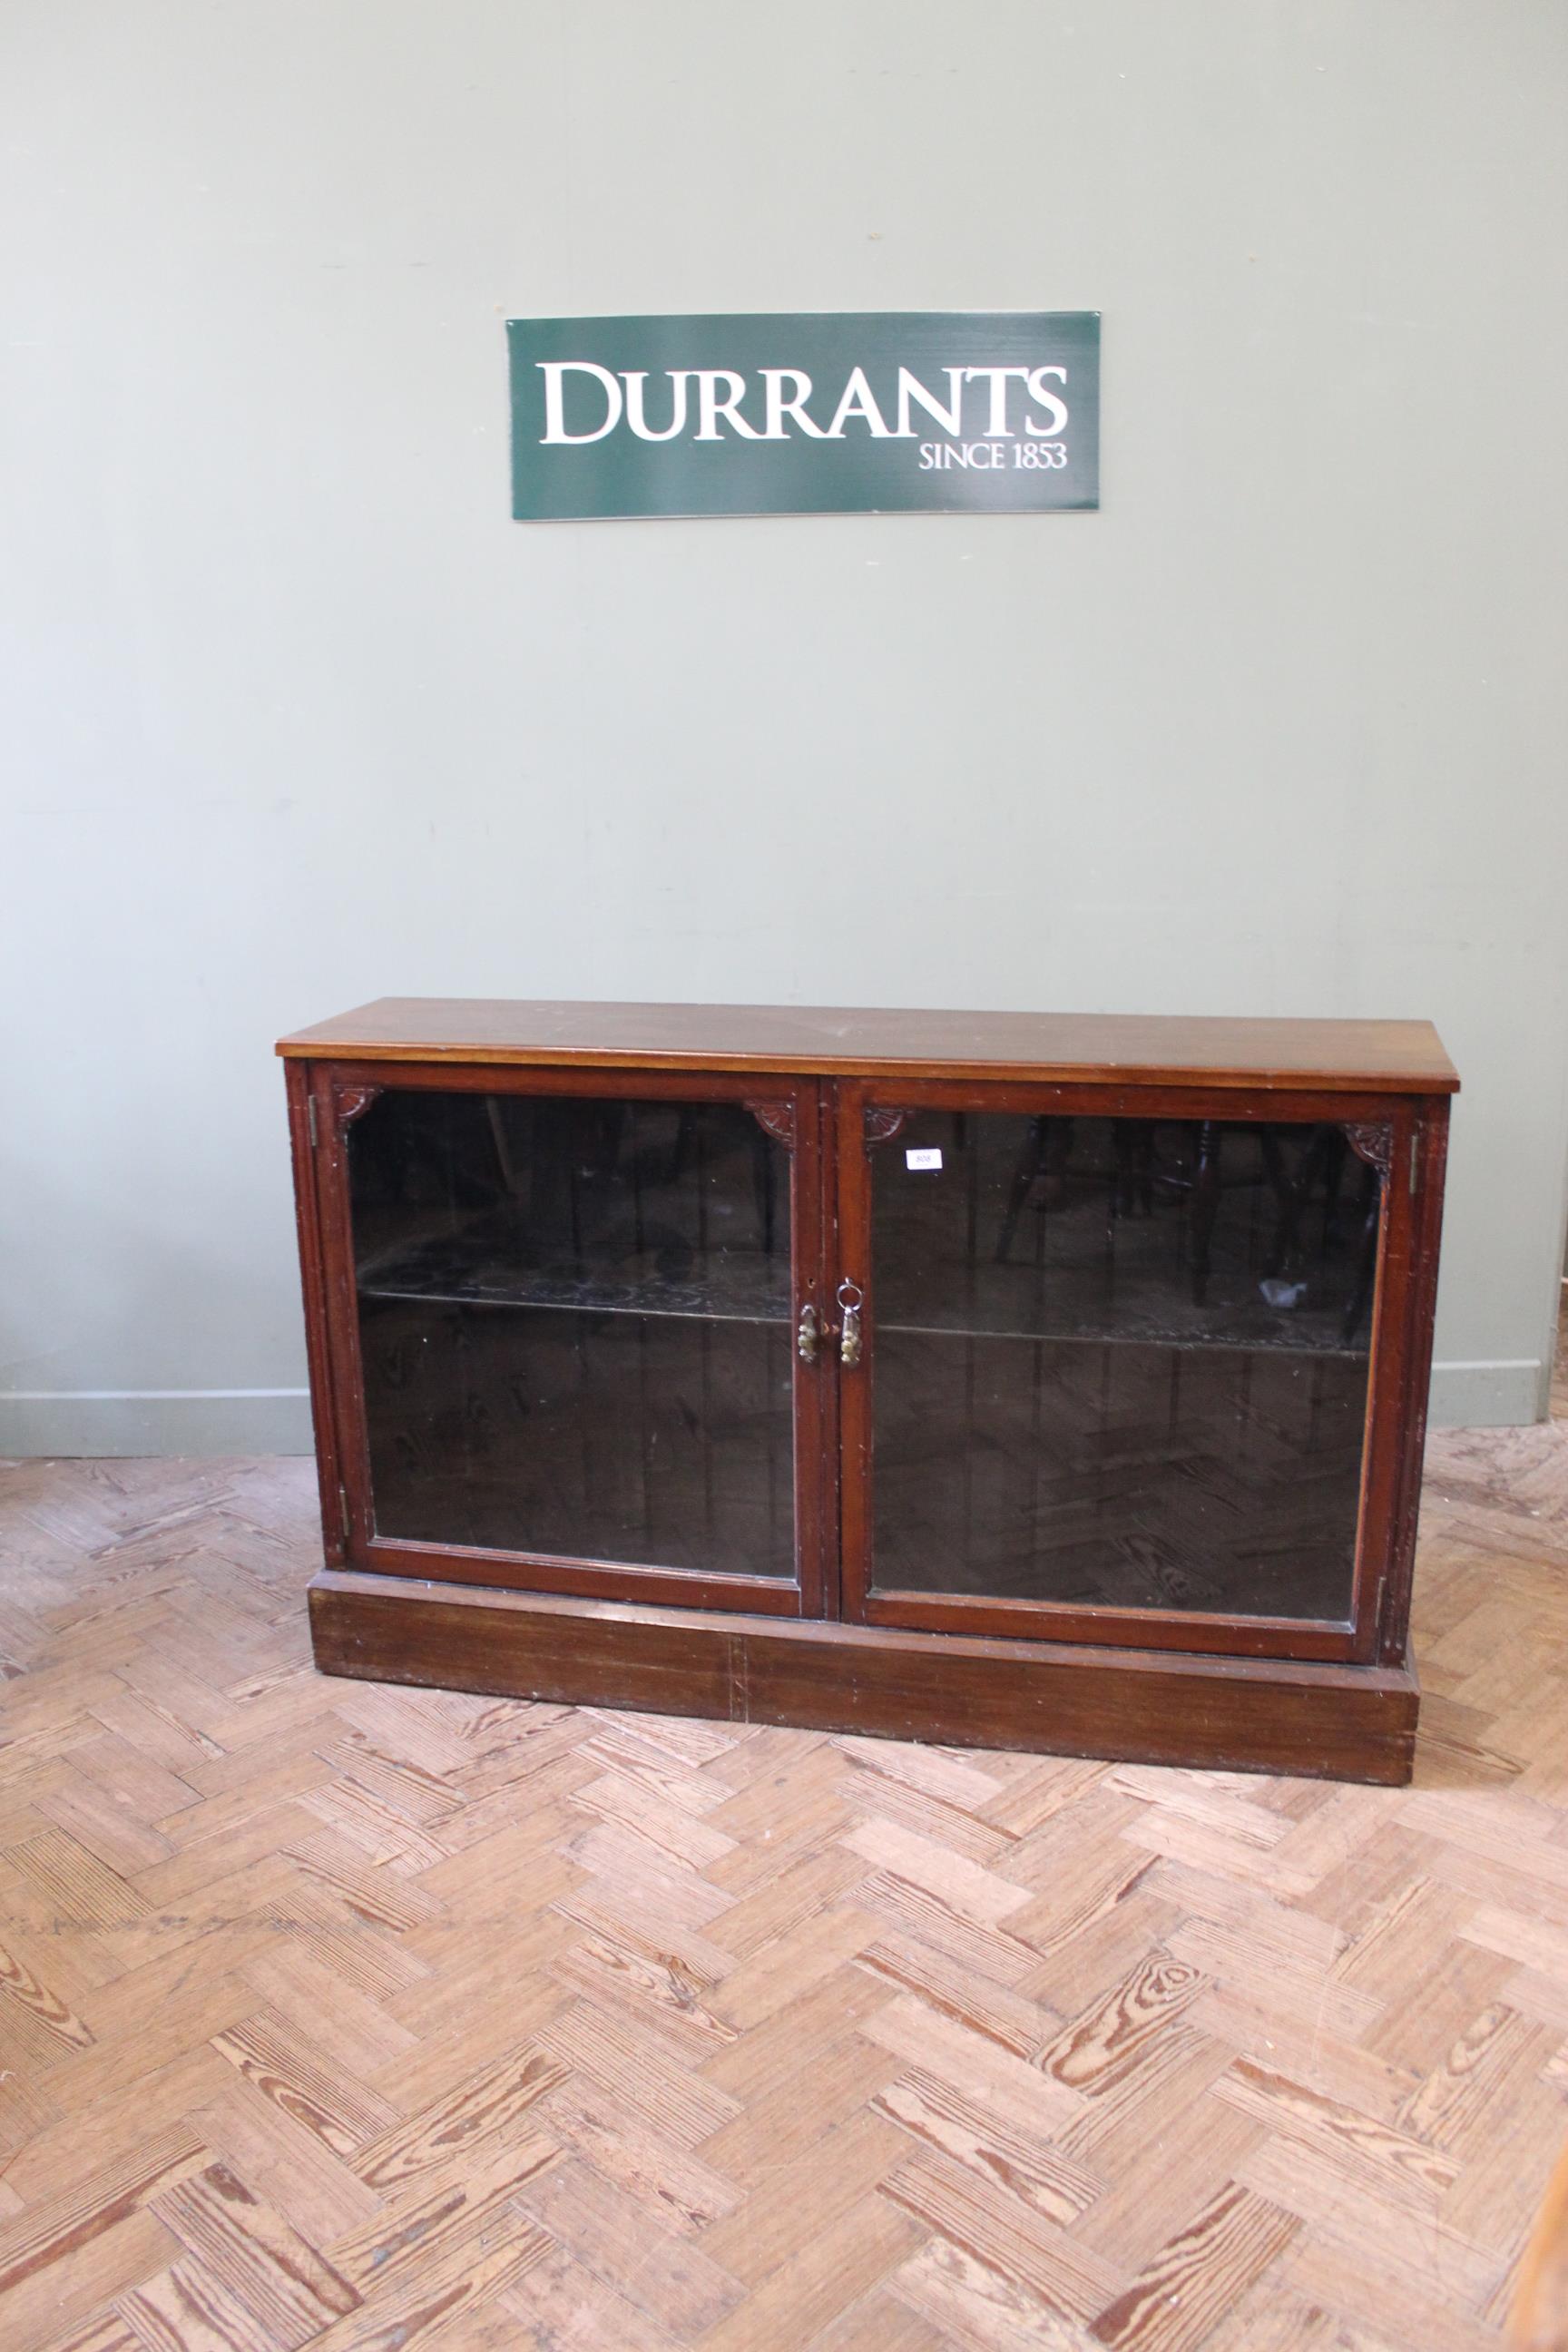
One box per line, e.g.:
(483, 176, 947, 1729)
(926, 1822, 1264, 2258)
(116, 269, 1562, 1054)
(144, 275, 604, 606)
(4, 0, 1566, 1454)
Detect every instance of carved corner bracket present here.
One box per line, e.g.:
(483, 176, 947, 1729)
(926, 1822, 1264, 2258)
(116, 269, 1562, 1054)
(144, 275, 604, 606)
(1343, 1120, 1395, 1179)
(864, 1108, 910, 1150)
(332, 1082, 384, 1132)
(744, 1099, 796, 1149)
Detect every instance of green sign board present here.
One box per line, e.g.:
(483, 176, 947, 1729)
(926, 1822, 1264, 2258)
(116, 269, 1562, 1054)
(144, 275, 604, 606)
(507, 311, 1099, 521)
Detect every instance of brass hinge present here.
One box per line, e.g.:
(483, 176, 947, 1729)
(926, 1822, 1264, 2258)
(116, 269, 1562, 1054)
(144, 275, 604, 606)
(338, 1484, 351, 1544)
(1409, 1134, 1419, 1194)
(307, 1096, 319, 1150)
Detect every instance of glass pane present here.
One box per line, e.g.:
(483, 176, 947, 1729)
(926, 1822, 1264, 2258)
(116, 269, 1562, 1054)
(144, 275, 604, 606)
(349, 1090, 795, 1577)
(870, 1113, 1377, 1620)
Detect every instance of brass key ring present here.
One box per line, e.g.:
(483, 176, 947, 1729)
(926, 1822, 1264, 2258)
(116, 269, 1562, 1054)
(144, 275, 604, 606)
(836, 1279, 865, 1367)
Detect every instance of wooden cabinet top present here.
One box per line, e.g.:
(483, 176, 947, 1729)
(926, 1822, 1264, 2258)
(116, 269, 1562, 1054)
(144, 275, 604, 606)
(277, 998, 1458, 1095)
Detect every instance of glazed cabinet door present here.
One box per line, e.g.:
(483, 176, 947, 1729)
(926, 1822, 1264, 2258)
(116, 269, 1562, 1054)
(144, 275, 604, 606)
(834, 1080, 1438, 1662)
(307, 1063, 830, 1614)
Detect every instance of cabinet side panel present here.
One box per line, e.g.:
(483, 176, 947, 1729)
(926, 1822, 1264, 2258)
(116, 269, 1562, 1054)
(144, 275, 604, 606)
(283, 1059, 344, 1565)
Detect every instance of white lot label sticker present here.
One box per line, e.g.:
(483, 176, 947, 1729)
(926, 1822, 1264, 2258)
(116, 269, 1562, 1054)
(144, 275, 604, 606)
(906, 1147, 943, 1171)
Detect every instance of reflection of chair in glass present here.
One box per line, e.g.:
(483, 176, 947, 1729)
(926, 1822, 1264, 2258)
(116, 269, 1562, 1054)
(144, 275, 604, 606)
(1339, 1168, 1380, 1345)
(487, 1098, 782, 1274)
(668, 1108, 779, 1259)
(995, 1115, 1296, 1308)
(995, 1116, 1076, 1263)
(1269, 1123, 1380, 1345)
(1185, 1122, 1291, 1305)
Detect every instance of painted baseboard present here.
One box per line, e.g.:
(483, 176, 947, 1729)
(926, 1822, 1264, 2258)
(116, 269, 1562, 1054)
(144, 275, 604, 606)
(0, 1359, 1549, 1457)
(0, 1390, 314, 1456)
(1426, 1358, 1545, 1428)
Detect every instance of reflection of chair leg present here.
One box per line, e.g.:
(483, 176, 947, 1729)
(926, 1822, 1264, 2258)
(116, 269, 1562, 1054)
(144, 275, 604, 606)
(995, 1118, 1077, 1261)
(1265, 1128, 1306, 1278)
(1259, 1122, 1310, 1276)
(1265, 1122, 1355, 1281)
(996, 1116, 1049, 1263)
(1258, 1126, 1289, 1260)
(1319, 1129, 1348, 1253)
(486, 1099, 523, 1198)
(1341, 1165, 1380, 1345)
(752, 1122, 777, 1257)
(1043, 1121, 1073, 1207)
(1191, 1122, 1222, 1303)
(1112, 1122, 1155, 1220)
(668, 1110, 696, 1181)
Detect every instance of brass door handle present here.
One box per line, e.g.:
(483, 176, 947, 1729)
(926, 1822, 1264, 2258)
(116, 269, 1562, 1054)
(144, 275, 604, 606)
(797, 1303, 819, 1364)
(837, 1279, 864, 1367)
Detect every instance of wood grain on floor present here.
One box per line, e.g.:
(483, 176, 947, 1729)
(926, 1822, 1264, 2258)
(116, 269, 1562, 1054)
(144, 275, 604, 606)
(2, 1385, 1567, 2350)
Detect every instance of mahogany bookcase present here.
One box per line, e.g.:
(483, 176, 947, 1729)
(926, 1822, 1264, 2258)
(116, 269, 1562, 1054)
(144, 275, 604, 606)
(279, 1000, 1456, 1785)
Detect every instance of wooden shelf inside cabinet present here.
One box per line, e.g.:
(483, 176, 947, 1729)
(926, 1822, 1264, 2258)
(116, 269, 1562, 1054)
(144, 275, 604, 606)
(280, 999, 1455, 1784)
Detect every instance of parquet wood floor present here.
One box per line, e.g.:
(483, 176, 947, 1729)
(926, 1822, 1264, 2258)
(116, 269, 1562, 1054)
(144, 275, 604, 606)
(3, 1319, 1568, 2348)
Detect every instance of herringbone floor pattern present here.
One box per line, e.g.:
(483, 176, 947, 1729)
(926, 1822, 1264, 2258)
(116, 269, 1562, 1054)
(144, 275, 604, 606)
(4, 1327, 1568, 2348)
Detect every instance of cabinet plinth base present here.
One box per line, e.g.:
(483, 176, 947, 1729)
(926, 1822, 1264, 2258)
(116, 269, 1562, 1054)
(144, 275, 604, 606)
(309, 1571, 1419, 1786)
